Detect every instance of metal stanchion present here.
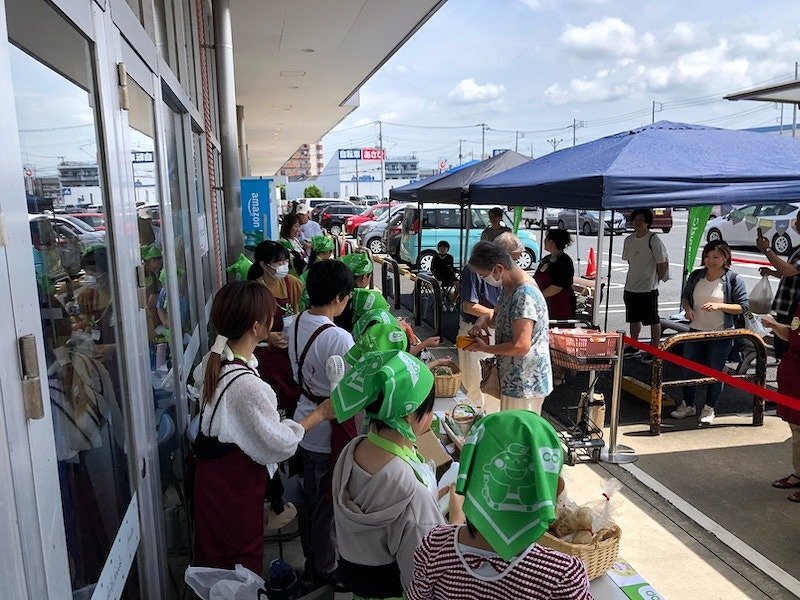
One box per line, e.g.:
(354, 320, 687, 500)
(600, 331, 638, 464)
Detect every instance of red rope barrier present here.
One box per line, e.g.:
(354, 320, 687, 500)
(624, 336, 800, 412)
(731, 256, 770, 266)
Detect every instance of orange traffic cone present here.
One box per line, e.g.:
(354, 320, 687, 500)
(584, 247, 597, 279)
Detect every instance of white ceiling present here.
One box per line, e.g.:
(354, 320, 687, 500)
(231, 0, 447, 176)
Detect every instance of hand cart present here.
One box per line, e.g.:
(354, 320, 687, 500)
(549, 329, 620, 465)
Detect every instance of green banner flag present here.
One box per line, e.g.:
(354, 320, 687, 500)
(512, 206, 523, 234)
(683, 205, 713, 286)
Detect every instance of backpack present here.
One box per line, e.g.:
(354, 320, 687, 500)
(649, 232, 670, 282)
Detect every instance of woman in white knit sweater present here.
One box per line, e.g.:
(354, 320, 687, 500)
(192, 281, 333, 573)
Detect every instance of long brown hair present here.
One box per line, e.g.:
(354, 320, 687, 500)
(201, 281, 276, 407)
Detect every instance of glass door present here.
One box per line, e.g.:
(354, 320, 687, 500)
(5, 0, 142, 596)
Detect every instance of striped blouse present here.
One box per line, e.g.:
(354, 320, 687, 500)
(406, 524, 592, 600)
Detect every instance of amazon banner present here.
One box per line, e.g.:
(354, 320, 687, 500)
(241, 177, 275, 249)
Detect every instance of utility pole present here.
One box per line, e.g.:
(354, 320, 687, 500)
(480, 123, 487, 160)
(651, 101, 664, 124)
(547, 138, 564, 153)
(378, 120, 385, 199)
(458, 139, 466, 165)
(793, 62, 798, 139)
(515, 130, 519, 152)
(572, 119, 586, 147)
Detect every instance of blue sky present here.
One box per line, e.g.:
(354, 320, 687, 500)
(323, 0, 800, 169)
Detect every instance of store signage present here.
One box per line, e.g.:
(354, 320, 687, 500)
(131, 151, 154, 163)
(338, 148, 385, 161)
(240, 178, 272, 234)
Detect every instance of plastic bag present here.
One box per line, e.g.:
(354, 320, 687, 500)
(553, 478, 623, 543)
(749, 275, 774, 314)
(185, 564, 265, 600)
(742, 310, 769, 338)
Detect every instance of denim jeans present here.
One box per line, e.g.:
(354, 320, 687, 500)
(682, 336, 733, 409)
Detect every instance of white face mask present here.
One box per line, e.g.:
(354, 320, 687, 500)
(269, 263, 289, 279)
(482, 267, 502, 288)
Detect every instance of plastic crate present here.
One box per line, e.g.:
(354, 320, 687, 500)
(549, 329, 619, 358)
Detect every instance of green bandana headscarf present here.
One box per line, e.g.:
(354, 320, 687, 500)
(340, 252, 373, 276)
(277, 238, 294, 253)
(140, 243, 162, 261)
(351, 288, 389, 320)
(159, 267, 185, 285)
(344, 323, 408, 365)
(352, 308, 398, 341)
(311, 235, 335, 253)
(456, 411, 563, 561)
(332, 350, 433, 442)
(226, 253, 254, 281)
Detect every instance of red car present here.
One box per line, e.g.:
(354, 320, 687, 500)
(345, 203, 391, 236)
(68, 212, 106, 231)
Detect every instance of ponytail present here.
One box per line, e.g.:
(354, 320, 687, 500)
(201, 352, 222, 409)
(247, 262, 263, 281)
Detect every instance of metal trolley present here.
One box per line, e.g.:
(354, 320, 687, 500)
(549, 327, 621, 465)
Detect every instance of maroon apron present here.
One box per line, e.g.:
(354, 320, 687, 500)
(193, 361, 270, 573)
(777, 305, 800, 425)
(255, 290, 301, 418)
(534, 261, 575, 320)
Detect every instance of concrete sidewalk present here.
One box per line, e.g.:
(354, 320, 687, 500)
(400, 302, 799, 599)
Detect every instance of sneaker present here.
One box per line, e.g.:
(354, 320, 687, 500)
(699, 405, 715, 425)
(266, 501, 297, 530)
(670, 402, 696, 419)
(639, 352, 653, 365)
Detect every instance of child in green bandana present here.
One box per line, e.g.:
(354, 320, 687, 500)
(336, 252, 375, 331)
(331, 350, 465, 599)
(407, 411, 590, 600)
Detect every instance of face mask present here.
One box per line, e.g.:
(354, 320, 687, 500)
(482, 268, 502, 288)
(269, 263, 289, 279)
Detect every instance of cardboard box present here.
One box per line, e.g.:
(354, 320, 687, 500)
(416, 428, 453, 479)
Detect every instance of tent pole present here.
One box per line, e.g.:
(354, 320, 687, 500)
(575, 209, 581, 275)
(539, 207, 545, 255)
(460, 198, 466, 271)
(604, 211, 615, 332)
(417, 198, 422, 269)
(592, 212, 607, 329)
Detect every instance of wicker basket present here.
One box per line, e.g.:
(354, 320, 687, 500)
(433, 364, 462, 398)
(539, 525, 621, 580)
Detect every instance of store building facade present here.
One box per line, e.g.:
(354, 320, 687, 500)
(0, 0, 445, 597)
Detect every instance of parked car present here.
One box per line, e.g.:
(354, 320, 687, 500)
(523, 208, 560, 229)
(400, 203, 541, 271)
(309, 199, 354, 222)
(705, 202, 800, 255)
(50, 214, 106, 248)
(383, 211, 404, 261)
(357, 203, 409, 253)
(319, 204, 362, 236)
(29, 214, 79, 280)
(556, 209, 627, 235)
(345, 202, 392, 235)
(622, 208, 673, 233)
(67, 212, 105, 231)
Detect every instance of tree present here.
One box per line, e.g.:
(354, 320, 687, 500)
(303, 184, 322, 198)
(277, 183, 286, 199)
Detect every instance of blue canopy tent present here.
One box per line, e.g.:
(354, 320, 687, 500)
(469, 121, 800, 327)
(390, 151, 532, 269)
(469, 121, 800, 209)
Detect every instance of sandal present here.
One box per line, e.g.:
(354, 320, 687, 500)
(788, 490, 800, 503)
(772, 474, 800, 489)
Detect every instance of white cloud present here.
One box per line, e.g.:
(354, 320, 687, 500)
(448, 78, 506, 104)
(665, 22, 709, 50)
(379, 111, 400, 121)
(353, 117, 373, 127)
(560, 17, 641, 57)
